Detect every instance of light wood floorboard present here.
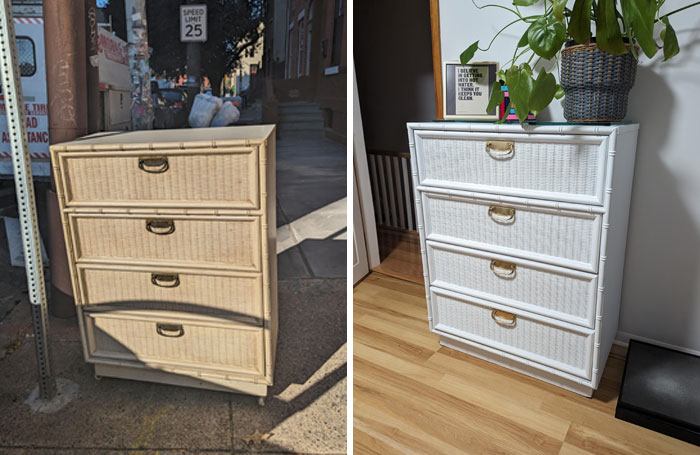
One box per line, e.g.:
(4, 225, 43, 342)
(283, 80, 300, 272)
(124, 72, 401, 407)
(353, 273, 699, 455)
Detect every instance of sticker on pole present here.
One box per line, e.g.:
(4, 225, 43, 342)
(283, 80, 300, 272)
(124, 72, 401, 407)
(180, 5, 207, 42)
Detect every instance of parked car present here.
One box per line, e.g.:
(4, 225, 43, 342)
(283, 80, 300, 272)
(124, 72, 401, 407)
(151, 91, 175, 129)
(160, 88, 189, 127)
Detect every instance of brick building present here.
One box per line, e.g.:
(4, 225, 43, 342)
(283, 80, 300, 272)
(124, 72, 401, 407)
(263, 0, 346, 141)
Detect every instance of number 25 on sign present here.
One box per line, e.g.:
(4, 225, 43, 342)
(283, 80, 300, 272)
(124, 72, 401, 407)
(180, 5, 207, 42)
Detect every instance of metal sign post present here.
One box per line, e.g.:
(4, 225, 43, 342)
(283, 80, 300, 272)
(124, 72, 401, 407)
(0, 0, 55, 399)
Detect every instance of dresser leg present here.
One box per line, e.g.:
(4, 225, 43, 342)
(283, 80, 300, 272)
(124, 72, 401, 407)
(257, 396, 266, 407)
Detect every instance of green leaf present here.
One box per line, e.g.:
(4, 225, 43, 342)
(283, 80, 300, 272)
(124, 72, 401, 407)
(521, 62, 533, 76)
(661, 16, 679, 61)
(596, 0, 628, 55)
(518, 22, 535, 48)
(552, 0, 567, 24)
(486, 82, 505, 115)
(620, 0, 657, 58)
(528, 16, 567, 60)
(528, 69, 557, 114)
(460, 41, 479, 65)
(568, 0, 592, 43)
(496, 69, 506, 82)
(513, 0, 540, 6)
(554, 84, 565, 99)
(506, 66, 534, 123)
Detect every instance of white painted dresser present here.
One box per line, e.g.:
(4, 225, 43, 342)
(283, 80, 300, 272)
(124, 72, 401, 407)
(407, 122, 639, 396)
(51, 126, 277, 398)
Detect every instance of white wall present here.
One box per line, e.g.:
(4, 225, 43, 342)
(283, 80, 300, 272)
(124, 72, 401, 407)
(440, 0, 700, 352)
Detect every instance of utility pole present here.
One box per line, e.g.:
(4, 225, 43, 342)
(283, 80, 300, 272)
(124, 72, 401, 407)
(125, 0, 153, 130)
(85, 0, 101, 133)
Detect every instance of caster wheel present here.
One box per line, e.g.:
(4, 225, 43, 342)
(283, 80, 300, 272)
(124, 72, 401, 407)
(257, 397, 265, 407)
(94, 374, 102, 381)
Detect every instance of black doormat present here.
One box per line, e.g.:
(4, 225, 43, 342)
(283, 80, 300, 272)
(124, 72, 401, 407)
(615, 339, 700, 446)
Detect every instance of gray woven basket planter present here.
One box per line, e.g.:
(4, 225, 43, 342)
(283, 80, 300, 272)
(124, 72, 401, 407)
(560, 43, 637, 123)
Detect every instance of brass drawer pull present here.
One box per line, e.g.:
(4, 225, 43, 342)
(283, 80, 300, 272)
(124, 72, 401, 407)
(138, 156, 169, 173)
(151, 273, 180, 288)
(490, 260, 516, 278)
(156, 323, 184, 338)
(488, 205, 515, 223)
(146, 219, 175, 235)
(491, 310, 517, 327)
(485, 141, 514, 158)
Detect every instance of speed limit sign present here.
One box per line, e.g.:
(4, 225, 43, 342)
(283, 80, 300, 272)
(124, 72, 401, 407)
(180, 5, 207, 42)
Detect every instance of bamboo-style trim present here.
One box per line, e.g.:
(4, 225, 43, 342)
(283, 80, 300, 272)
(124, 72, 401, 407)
(258, 139, 274, 384)
(408, 125, 434, 330)
(591, 129, 617, 388)
(52, 139, 266, 153)
(57, 146, 257, 157)
(429, 0, 443, 120)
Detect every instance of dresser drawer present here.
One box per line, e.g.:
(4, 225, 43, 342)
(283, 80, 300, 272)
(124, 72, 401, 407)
(55, 147, 259, 209)
(84, 313, 264, 376)
(421, 191, 601, 273)
(426, 241, 597, 328)
(77, 264, 263, 324)
(431, 288, 594, 379)
(69, 214, 261, 271)
(414, 130, 608, 205)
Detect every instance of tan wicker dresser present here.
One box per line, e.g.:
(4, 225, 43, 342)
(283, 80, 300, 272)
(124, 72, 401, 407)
(50, 125, 277, 397)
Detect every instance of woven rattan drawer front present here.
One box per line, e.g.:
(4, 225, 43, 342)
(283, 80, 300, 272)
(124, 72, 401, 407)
(431, 288, 594, 379)
(57, 148, 259, 209)
(78, 265, 263, 324)
(421, 191, 601, 273)
(414, 130, 608, 205)
(85, 313, 264, 376)
(426, 241, 597, 328)
(70, 214, 261, 271)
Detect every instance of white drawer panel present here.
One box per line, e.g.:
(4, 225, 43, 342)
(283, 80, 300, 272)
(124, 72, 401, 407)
(421, 191, 601, 273)
(431, 288, 594, 379)
(414, 130, 608, 205)
(426, 241, 597, 328)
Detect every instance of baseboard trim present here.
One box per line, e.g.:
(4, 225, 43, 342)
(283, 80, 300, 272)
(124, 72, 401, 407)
(615, 331, 700, 357)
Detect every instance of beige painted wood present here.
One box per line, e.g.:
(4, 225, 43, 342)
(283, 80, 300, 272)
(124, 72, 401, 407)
(354, 273, 700, 455)
(69, 213, 261, 271)
(50, 125, 277, 396)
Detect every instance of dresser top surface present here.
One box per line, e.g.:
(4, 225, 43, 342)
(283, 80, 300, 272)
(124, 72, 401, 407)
(51, 125, 276, 150)
(407, 121, 639, 136)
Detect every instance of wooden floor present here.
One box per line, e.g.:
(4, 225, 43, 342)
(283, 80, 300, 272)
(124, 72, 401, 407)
(353, 273, 699, 455)
(371, 228, 423, 284)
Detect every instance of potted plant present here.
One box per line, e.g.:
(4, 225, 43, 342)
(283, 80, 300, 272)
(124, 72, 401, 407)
(461, 0, 698, 123)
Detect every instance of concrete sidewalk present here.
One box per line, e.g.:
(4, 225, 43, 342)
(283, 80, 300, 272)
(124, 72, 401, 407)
(0, 122, 347, 454)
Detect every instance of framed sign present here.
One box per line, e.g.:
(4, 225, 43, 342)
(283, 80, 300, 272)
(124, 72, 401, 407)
(442, 61, 499, 120)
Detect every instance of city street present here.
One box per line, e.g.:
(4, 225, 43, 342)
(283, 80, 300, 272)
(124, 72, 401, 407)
(0, 104, 347, 454)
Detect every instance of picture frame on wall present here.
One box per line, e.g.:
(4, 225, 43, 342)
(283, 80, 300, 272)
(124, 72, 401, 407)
(442, 61, 499, 120)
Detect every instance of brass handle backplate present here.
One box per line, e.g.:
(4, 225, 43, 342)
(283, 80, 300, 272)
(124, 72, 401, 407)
(488, 205, 515, 223)
(490, 260, 516, 278)
(138, 156, 169, 173)
(491, 310, 517, 327)
(151, 273, 180, 288)
(156, 323, 184, 338)
(485, 141, 515, 159)
(146, 219, 175, 235)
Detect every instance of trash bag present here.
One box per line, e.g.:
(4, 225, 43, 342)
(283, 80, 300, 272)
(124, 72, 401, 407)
(210, 101, 240, 127)
(188, 93, 223, 128)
